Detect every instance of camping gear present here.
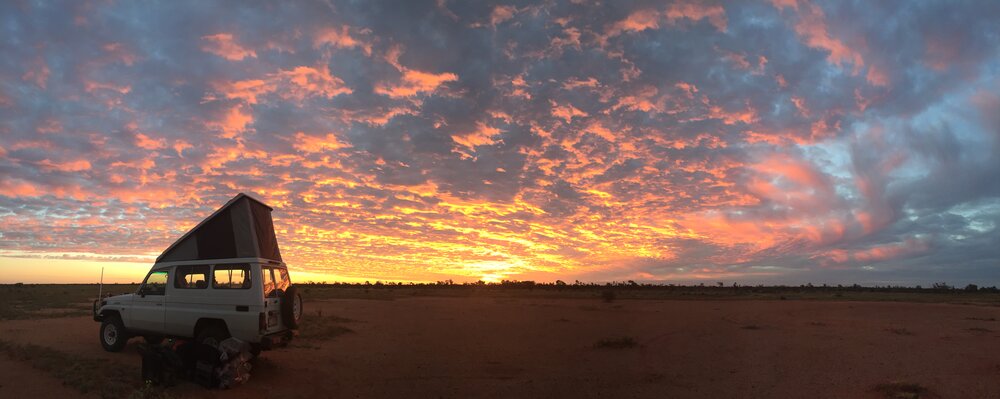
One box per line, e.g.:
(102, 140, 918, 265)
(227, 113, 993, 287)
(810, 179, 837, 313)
(137, 343, 183, 386)
(217, 337, 254, 388)
(138, 337, 255, 389)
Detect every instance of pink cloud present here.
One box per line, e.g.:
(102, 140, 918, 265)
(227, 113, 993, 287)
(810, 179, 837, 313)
(771, 0, 864, 71)
(135, 133, 166, 150)
(38, 159, 92, 172)
(21, 57, 50, 89)
(490, 5, 517, 26)
(201, 33, 256, 61)
(314, 25, 372, 56)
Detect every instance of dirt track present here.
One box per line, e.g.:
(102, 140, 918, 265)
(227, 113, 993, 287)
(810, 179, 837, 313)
(2, 297, 999, 398)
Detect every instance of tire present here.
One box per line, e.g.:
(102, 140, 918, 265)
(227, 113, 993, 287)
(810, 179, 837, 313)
(196, 324, 230, 346)
(280, 285, 303, 329)
(100, 315, 129, 352)
(249, 344, 262, 357)
(144, 335, 165, 345)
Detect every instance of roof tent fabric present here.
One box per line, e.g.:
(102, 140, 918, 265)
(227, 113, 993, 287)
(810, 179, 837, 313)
(156, 193, 283, 263)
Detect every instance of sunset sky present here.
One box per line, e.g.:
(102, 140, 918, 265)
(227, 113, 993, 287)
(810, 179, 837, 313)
(1, 0, 999, 285)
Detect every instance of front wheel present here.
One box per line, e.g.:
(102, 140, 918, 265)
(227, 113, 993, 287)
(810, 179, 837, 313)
(100, 316, 129, 352)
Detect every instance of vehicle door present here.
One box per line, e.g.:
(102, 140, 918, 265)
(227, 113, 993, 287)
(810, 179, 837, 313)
(165, 265, 211, 336)
(131, 269, 168, 333)
(261, 266, 289, 333)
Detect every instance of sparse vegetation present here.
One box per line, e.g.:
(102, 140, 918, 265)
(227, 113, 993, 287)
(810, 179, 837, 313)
(872, 381, 932, 398)
(0, 338, 135, 398)
(0, 283, 140, 320)
(601, 290, 616, 303)
(967, 327, 992, 333)
(885, 327, 914, 336)
(126, 381, 174, 399)
(593, 336, 638, 349)
(291, 279, 1000, 305)
(297, 312, 355, 341)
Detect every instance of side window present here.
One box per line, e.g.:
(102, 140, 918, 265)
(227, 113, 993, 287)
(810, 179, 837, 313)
(174, 265, 210, 289)
(213, 264, 251, 289)
(262, 267, 277, 298)
(275, 268, 290, 292)
(141, 271, 169, 295)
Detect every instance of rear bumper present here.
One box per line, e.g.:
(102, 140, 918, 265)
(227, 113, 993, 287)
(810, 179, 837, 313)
(260, 329, 294, 350)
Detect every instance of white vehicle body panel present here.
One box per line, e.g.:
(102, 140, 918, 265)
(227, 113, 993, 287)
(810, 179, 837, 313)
(97, 257, 293, 345)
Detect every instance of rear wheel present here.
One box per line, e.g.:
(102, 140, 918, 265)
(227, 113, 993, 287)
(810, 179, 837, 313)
(100, 316, 129, 352)
(196, 324, 230, 346)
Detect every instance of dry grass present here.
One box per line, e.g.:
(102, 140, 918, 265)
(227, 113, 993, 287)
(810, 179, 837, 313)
(593, 336, 638, 349)
(297, 312, 355, 341)
(885, 327, 914, 336)
(0, 284, 140, 320)
(0, 339, 137, 398)
(872, 381, 933, 398)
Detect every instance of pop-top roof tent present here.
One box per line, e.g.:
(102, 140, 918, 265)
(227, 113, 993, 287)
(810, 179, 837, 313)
(155, 193, 282, 263)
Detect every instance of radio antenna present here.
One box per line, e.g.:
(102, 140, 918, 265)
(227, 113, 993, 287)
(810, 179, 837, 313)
(98, 266, 104, 299)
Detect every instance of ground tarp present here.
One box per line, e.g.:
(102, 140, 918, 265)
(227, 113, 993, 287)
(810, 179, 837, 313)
(156, 193, 282, 263)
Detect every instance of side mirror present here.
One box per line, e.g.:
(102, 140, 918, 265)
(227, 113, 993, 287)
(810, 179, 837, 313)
(138, 287, 146, 297)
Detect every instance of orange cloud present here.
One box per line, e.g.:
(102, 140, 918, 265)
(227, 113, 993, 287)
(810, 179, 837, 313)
(376, 69, 458, 98)
(453, 122, 501, 149)
(490, 5, 517, 26)
(293, 132, 352, 153)
(606, 1, 726, 40)
(550, 100, 587, 122)
(209, 104, 254, 139)
(214, 66, 351, 105)
(201, 33, 256, 61)
(135, 133, 166, 150)
(314, 25, 371, 55)
(38, 159, 92, 172)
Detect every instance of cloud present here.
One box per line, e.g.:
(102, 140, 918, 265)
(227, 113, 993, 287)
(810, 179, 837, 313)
(201, 33, 256, 61)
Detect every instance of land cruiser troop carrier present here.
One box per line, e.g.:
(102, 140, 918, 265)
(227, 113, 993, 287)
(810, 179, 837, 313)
(94, 193, 303, 353)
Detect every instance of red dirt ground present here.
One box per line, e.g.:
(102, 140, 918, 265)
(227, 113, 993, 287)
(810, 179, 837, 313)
(1, 297, 998, 398)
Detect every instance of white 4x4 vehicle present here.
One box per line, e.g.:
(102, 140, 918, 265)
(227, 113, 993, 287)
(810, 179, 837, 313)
(93, 194, 303, 353)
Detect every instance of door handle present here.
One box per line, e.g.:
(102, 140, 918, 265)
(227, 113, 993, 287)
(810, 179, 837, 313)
(155, 303, 163, 306)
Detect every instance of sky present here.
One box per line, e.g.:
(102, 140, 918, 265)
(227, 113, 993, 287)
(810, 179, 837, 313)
(1, 0, 999, 285)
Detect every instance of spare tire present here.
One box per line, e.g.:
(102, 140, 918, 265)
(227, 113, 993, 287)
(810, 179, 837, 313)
(280, 285, 303, 329)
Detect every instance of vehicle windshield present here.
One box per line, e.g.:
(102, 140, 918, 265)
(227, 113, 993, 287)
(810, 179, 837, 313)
(140, 270, 168, 295)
